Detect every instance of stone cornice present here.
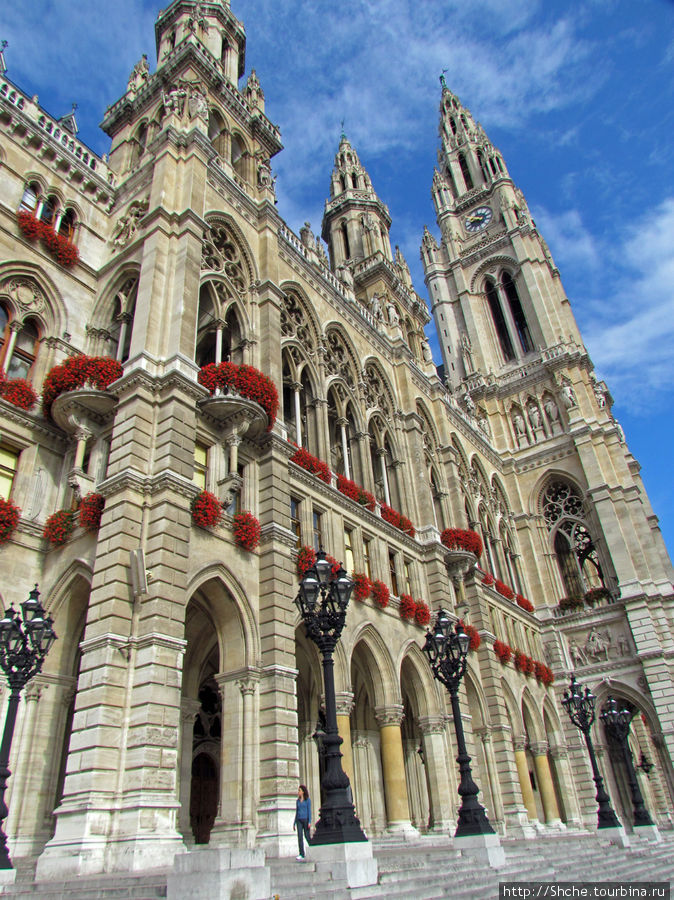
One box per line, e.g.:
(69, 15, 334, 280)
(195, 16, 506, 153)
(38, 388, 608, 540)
(0, 398, 67, 445)
(97, 468, 200, 501)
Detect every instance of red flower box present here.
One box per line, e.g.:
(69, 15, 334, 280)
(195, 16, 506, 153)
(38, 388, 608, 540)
(290, 446, 332, 484)
(297, 545, 316, 576)
(381, 504, 415, 538)
(482, 573, 495, 587)
(371, 580, 390, 609)
(233, 511, 261, 551)
(440, 528, 483, 558)
(460, 622, 481, 651)
(40, 226, 79, 268)
(42, 355, 123, 418)
(493, 640, 512, 664)
(514, 650, 535, 675)
(336, 475, 377, 512)
(0, 375, 38, 411)
(516, 594, 534, 613)
(495, 579, 515, 600)
(0, 498, 21, 544)
(534, 661, 554, 685)
(399, 593, 416, 620)
(353, 572, 371, 602)
(199, 362, 278, 430)
(79, 493, 105, 532)
(191, 491, 223, 529)
(43, 508, 76, 546)
(414, 601, 431, 626)
(17, 210, 42, 241)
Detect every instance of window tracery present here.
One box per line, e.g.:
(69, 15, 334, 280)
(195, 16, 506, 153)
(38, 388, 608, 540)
(324, 330, 357, 389)
(201, 222, 247, 294)
(363, 363, 393, 417)
(280, 291, 315, 351)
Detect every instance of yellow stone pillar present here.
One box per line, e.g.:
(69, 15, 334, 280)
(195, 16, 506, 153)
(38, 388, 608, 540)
(335, 691, 355, 786)
(513, 738, 537, 820)
(531, 741, 561, 823)
(376, 705, 411, 828)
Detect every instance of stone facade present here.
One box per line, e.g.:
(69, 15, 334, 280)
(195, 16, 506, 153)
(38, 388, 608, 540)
(0, 0, 671, 879)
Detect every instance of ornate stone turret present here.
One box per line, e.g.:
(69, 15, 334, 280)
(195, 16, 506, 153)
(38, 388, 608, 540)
(321, 133, 393, 271)
(155, 0, 246, 84)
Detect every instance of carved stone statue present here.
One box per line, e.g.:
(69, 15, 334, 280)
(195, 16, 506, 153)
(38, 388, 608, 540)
(421, 340, 433, 364)
(162, 85, 187, 116)
(463, 392, 476, 417)
(386, 300, 399, 327)
(590, 373, 607, 409)
(561, 380, 577, 409)
(370, 293, 384, 323)
(568, 639, 588, 668)
(188, 86, 208, 121)
(111, 199, 149, 248)
(394, 245, 413, 288)
(585, 628, 610, 661)
(336, 263, 354, 293)
(127, 54, 149, 93)
(527, 401, 543, 431)
(300, 221, 314, 249)
(461, 334, 474, 374)
(513, 411, 526, 438)
(257, 156, 273, 189)
(315, 237, 329, 267)
(543, 396, 560, 425)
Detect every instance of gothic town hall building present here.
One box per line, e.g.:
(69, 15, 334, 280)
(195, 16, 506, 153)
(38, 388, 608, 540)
(0, 0, 672, 879)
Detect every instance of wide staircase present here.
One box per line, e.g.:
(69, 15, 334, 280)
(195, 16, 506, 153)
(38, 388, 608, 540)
(2, 831, 672, 899)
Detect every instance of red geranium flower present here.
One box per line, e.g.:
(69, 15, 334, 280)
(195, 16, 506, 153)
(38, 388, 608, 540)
(371, 580, 390, 609)
(495, 579, 515, 600)
(297, 545, 316, 576)
(290, 446, 332, 483)
(493, 640, 512, 664)
(516, 594, 534, 613)
(514, 650, 535, 675)
(0, 377, 38, 411)
(191, 491, 223, 529)
(482, 573, 495, 587)
(41, 355, 123, 418)
(0, 498, 21, 544)
(233, 511, 261, 551)
(440, 528, 483, 558)
(399, 593, 416, 620)
(198, 362, 278, 430)
(79, 493, 105, 532)
(353, 572, 371, 602)
(414, 600, 431, 626)
(43, 508, 76, 546)
(459, 621, 481, 651)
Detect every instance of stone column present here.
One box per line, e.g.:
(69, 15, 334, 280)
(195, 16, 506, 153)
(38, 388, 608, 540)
(375, 705, 414, 832)
(476, 727, 505, 827)
(530, 741, 562, 824)
(238, 670, 260, 846)
(292, 383, 302, 446)
(513, 737, 537, 820)
(177, 698, 201, 842)
(548, 743, 582, 826)
(376, 449, 391, 506)
(418, 715, 454, 832)
(338, 419, 351, 480)
(335, 692, 354, 786)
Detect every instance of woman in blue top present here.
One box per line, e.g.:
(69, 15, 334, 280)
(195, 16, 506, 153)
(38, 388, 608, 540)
(293, 784, 312, 860)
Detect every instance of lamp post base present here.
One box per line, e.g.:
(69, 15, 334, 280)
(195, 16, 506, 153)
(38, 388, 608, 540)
(454, 832, 505, 868)
(598, 825, 630, 848)
(309, 841, 378, 889)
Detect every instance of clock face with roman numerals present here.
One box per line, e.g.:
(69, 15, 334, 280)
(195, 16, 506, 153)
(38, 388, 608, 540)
(464, 206, 493, 233)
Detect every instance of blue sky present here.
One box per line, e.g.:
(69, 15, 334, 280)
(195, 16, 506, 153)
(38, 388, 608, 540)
(3, 0, 674, 559)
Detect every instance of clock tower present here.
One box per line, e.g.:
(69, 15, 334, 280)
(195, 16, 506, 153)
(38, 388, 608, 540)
(422, 77, 583, 395)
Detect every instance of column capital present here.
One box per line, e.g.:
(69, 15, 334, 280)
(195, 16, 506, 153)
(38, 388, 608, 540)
(529, 740, 549, 756)
(375, 703, 404, 728)
(335, 691, 354, 717)
(547, 743, 568, 760)
(512, 736, 527, 752)
(418, 715, 446, 736)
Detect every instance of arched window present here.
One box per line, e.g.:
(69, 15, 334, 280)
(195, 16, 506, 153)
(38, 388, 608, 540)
(195, 293, 242, 368)
(208, 110, 227, 158)
(341, 221, 351, 260)
(477, 151, 489, 183)
(430, 468, 444, 530)
(458, 153, 474, 191)
(231, 134, 246, 179)
(6, 320, 39, 380)
(502, 272, 533, 353)
(485, 278, 515, 361)
(40, 194, 57, 226)
(340, 174, 347, 193)
(541, 480, 607, 599)
(351, 173, 358, 189)
(0, 305, 8, 362)
(58, 208, 76, 240)
(489, 158, 497, 175)
(449, 117, 457, 135)
(19, 181, 40, 213)
(130, 123, 148, 169)
(109, 275, 139, 363)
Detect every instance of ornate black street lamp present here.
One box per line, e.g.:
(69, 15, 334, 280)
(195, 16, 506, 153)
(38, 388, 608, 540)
(295, 550, 366, 844)
(600, 696, 655, 828)
(0, 586, 57, 868)
(422, 609, 494, 837)
(561, 675, 621, 829)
